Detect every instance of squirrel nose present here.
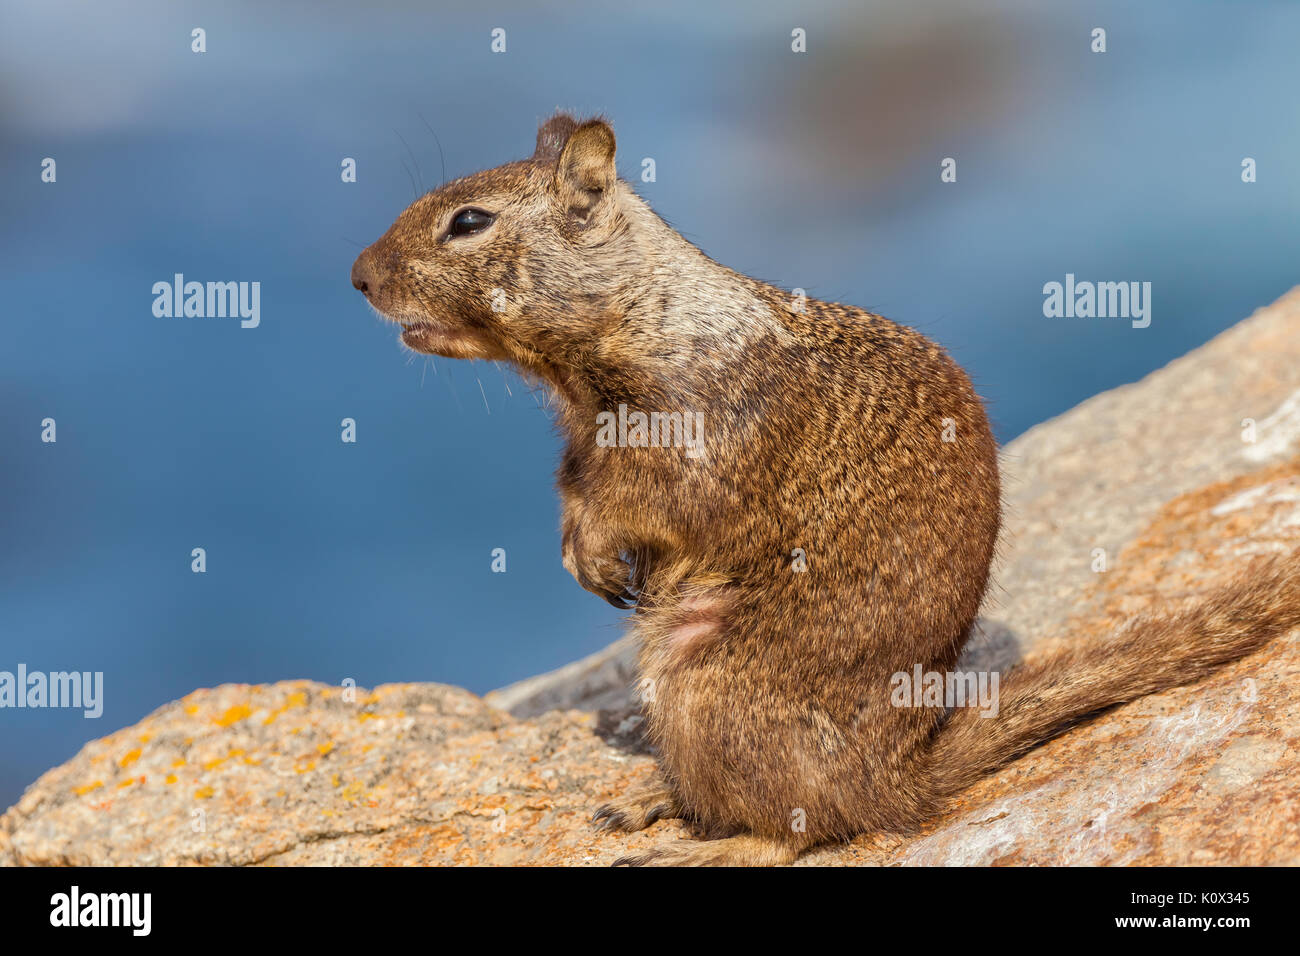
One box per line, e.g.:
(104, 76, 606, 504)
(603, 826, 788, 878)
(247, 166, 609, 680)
(351, 249, 387, 297)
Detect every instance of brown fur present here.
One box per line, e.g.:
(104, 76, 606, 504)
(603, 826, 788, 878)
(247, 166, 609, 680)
(352, 113, 1300, 865)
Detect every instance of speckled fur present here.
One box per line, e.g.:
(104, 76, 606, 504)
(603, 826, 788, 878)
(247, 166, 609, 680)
(353, 113, 1300, 866)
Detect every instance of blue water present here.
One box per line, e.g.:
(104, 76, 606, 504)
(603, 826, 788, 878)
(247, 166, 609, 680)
(2, 0, 1298, 808)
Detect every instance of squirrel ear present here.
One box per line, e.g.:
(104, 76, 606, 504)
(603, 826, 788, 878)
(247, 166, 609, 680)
(534, 113, 580, 161)
(553, 119, 616, 220)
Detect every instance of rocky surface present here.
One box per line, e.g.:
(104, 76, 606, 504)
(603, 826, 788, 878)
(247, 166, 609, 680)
(3, 289, 1299, 866)
(484, 635, 641, 718)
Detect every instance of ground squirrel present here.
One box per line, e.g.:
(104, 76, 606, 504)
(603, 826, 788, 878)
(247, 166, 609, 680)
(351, 113, 1300, 866)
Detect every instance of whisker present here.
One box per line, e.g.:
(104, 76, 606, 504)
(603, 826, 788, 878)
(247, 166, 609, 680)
(395, 128, 425, 193)
(399, 158, 418, 200)
(418, 111, 448, 187)
(443, 364, 463, 413)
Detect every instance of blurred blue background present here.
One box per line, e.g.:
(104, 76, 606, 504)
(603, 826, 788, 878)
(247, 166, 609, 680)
(2, 0, 1298, 808)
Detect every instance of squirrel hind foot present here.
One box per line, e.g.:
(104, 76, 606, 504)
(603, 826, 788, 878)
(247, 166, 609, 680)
(612, 833, 808, 867)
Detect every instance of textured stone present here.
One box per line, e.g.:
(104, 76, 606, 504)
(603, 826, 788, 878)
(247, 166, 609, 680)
(484, 635, 641, 718)
(0, 681, 661, 866)
(3, 290, 1298, 866)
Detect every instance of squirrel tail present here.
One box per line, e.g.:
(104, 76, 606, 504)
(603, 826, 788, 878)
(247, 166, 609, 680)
(922, 550, 1300, 807)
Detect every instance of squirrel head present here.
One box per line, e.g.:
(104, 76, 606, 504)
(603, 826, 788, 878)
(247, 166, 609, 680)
(351, 112, 634, 378)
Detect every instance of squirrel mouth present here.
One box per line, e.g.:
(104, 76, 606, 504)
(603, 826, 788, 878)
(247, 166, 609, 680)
(399, 320, 443, 349)
(398, 319, 476, 357)
(393, 314, 500, 360)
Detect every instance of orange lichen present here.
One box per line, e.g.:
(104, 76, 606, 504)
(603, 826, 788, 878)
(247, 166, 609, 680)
(73, 780, 104, 796)
(213, 704, 253, 727)
(119, 748, 142, 768)
(263, 691, 309, 725)
(194, 786, 215, 799)
(341, 781, 365, 801)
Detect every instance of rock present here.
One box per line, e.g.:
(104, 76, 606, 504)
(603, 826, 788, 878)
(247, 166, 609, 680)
(0, 682, 660, 866)
(484, 635, 640, 718)
(987, 286, 1300, 659)
(3, 289, 1299, 866)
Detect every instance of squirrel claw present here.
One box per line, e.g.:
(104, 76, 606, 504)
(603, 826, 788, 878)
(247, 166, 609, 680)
(592, 787, 679, 834)
(602, 589, 637, 609)
(591, 806, 627, 832)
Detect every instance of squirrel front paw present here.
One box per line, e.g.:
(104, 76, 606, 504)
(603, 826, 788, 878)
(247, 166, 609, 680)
(592, 785, 680, 833)
(562, 521, 637, 608)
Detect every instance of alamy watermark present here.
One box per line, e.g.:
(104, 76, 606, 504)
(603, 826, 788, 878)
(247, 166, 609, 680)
(0, 664, 103, 718)
(152, 274, 260, 328)
(1042, 273, 1151, 328)
(890, 665, 999, 717)
(50, 886, 150, 936)
(595, 403, 705, 458)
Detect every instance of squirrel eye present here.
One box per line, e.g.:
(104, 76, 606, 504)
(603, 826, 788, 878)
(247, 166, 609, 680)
(448, 208, 494, 238)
